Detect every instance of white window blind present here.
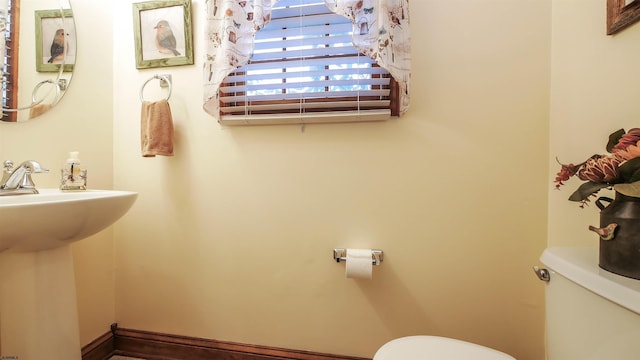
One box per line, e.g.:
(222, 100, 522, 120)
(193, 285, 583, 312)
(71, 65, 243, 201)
(2, 0, 17, 122)
(218, 0, 396, 125)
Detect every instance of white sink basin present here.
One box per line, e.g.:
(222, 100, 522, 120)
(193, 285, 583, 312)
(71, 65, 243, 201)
(0, 189, 137, 252)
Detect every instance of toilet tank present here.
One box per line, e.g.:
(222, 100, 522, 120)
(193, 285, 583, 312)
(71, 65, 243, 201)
(541, 247, 640, 360)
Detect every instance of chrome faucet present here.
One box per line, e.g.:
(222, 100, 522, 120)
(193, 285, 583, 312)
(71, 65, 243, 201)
(0, 160, 49, 195)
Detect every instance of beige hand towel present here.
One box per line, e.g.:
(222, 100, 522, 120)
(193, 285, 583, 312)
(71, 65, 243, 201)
(29, 103, 52, 120)
(141, 99, 174, 157)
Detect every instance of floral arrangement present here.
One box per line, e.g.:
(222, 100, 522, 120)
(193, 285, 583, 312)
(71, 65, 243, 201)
(555, 128, 640, 207)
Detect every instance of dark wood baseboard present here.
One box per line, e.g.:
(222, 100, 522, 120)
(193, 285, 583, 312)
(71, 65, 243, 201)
(81, 324, 117, 360)
(82, 323, 371, 360)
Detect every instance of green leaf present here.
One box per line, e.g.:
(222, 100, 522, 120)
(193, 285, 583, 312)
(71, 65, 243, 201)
(618, 157, 640, 183)
(607, 128, 626, 153)
(614, 181, 640, 198)
(568, 181, 609, 202)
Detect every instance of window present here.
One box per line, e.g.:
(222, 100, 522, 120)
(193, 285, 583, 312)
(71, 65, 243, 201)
(217, 0, 398, 125)
(1, 0, 19, 122)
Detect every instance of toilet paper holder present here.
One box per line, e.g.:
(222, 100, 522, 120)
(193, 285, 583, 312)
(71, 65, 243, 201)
(333, 248, 383, 266)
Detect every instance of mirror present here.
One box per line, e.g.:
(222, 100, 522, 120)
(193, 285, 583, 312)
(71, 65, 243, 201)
(1, 0, 75, 122)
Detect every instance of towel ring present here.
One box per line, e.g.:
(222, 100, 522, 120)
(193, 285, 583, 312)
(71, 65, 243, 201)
(140, 74, 172, 102)
(31, 79, 61, 106)
(1, 79, 62, 112)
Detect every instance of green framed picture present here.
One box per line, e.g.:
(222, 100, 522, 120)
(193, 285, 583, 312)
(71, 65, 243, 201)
(35, 9, 75, 73)
(132, 0, 194, 69)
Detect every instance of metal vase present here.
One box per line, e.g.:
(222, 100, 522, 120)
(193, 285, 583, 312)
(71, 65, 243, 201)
(592, 191, 640, 279)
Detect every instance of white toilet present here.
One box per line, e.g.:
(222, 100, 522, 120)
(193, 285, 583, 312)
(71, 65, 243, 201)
(540, 247, 640, 359)
(373, 335, 515, 360)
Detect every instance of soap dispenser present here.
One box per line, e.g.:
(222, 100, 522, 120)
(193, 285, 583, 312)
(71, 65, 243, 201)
(60, 151, 87, 191)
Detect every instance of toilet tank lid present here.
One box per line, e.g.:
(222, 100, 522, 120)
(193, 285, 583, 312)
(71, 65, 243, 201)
(373, 336, 515, 360)
(540, 247, 640, 315)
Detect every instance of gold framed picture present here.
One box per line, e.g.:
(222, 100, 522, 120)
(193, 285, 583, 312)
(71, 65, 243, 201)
(132, 0, 194, 69)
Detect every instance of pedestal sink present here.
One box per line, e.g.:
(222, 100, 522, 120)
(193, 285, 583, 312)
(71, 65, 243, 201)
(0, 189, 137, 359)
(0, 188, 137, 252)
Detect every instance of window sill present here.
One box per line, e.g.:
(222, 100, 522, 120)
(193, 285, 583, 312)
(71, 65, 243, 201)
(219, 109, 391, 126)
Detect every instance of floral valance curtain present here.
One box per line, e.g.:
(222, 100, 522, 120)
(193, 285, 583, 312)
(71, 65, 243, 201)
(203, 0, 411, 118)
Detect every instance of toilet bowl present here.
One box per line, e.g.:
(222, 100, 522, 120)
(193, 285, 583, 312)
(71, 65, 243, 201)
(373, 335, 515, 360)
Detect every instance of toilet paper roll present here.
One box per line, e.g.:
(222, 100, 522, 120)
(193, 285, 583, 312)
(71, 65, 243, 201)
(345, 248, 373, 279)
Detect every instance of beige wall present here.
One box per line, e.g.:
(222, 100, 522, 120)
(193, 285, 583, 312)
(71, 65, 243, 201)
(548, 0, 640, 247)
(9, 0, 619, 358)
(5, 0, 633, 357)
(110, 1, 548, 359)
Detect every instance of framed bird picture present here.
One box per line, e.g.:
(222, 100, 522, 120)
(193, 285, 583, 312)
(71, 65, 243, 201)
(35, 9, 75, 73)
(133, 0, 194, 69)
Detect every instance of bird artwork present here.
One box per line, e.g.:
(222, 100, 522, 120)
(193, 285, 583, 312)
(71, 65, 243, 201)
(47, 29, 66, 63)
(154, 20, 181, 56)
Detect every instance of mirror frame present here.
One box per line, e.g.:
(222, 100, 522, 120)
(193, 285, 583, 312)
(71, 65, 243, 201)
(607, 0, 640, 35)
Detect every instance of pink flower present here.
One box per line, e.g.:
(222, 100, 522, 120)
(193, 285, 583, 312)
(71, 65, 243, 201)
(554, 162, 581, 190)
(576, 155, 623, 183)
(617, 141, 640, 161)
(555, 128, 640, 206)
(612, 128, 640, 154)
